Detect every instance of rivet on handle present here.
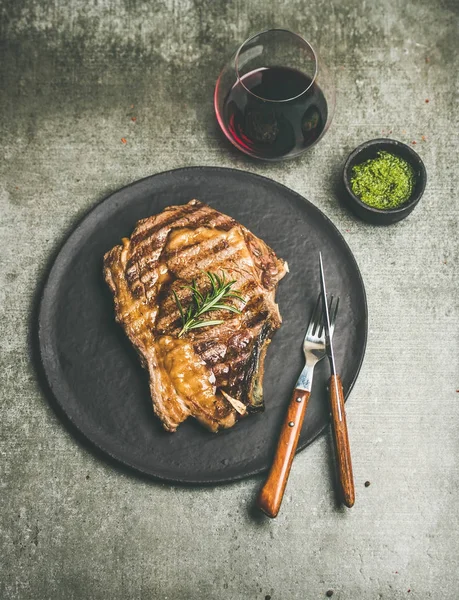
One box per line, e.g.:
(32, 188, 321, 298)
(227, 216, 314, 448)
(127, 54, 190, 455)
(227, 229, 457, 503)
(288, 421, 295, 427)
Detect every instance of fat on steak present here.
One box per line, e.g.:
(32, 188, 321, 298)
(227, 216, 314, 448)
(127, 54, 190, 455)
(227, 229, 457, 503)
(103, 200, 287, 432)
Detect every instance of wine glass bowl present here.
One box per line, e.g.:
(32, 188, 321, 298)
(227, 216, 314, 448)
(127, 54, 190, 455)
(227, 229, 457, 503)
(214, 29, 335, 161)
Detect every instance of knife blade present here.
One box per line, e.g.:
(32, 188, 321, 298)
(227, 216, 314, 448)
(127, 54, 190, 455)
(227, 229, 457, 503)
(319, 252, 337, 375)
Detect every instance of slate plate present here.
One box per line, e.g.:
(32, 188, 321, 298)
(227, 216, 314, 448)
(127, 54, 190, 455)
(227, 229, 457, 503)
(38, 167, 367, 484)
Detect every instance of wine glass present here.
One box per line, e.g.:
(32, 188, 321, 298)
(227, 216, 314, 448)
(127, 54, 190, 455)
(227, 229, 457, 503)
(214, 29, 335, 161)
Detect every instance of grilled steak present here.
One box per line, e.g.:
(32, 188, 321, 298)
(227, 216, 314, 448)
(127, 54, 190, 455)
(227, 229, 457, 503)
(104, 200, 287, 432)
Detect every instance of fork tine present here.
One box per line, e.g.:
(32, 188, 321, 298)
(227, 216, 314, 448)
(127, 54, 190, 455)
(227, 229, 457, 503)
(331, 296, 340, 326)
(318, 294, 332, 338)
(329, 296, 340, 336)
(317, 294, 340, 337)
(306, 293, 322, 336)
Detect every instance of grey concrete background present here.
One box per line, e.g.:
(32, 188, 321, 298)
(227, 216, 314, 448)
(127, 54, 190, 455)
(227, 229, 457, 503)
(1, 0, 458, 598)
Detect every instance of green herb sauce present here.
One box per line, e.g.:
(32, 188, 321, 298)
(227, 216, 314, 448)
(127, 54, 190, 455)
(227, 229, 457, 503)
(350, 151, 415, 210)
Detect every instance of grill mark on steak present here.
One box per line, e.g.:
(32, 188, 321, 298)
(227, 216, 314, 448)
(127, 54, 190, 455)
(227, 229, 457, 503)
(131, 203, 235, 249)
(103, 200, 287, 432)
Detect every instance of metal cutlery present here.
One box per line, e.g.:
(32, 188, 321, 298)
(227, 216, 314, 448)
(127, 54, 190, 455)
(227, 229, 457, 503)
(256, 292, 339, 518)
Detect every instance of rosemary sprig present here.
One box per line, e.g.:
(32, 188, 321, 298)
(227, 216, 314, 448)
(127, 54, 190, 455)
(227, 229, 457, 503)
(173, 271, 245, 338)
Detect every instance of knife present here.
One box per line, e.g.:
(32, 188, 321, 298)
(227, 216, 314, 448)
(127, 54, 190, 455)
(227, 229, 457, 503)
(319, 252, 355, 508)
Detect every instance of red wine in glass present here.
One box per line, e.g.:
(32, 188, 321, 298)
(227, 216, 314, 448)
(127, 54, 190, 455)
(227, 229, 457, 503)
(223, 66, 328, 160)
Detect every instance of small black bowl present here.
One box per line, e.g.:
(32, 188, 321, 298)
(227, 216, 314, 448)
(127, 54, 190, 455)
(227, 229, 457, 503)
(342, 138, 427, 225)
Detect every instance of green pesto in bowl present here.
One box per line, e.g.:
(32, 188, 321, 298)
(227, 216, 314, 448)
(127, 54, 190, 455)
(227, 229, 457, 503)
(350, 150, 415, 210)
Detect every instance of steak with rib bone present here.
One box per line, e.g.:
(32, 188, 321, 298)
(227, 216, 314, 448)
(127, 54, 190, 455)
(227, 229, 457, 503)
(103, 199, 287, 432)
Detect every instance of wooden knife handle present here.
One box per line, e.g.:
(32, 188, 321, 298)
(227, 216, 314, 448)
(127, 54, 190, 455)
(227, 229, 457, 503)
(256, 389, 311, 518)
(329, 374, 355, 507)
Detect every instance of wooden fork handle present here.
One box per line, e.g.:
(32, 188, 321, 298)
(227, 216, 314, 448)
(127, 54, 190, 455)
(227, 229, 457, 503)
(329, 375, 355, 508)
(256, 389, 311, 518)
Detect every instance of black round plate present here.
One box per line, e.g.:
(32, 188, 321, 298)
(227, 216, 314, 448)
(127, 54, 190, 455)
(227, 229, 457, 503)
(38, 167, 367, 484)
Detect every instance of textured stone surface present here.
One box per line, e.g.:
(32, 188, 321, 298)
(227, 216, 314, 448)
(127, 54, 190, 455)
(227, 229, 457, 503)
(0, 1, 458, 598)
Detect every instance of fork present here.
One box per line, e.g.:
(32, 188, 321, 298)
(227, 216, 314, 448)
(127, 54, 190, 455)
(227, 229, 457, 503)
(256, 293, 339, 518)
